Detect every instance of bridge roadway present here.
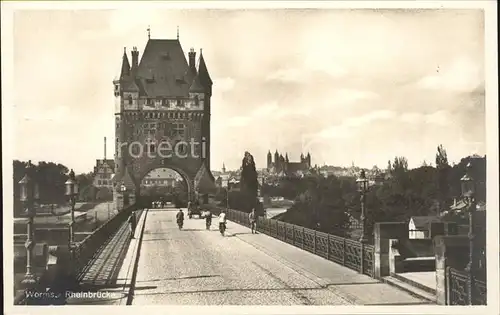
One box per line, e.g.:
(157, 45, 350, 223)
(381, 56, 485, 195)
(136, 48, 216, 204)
(127, 207, 430, 305)
(132, 208, 349, 305)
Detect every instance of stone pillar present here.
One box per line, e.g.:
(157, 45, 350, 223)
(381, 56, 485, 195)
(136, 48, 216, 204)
(374, 222, 408, 279)
(434, 235, 469, 305)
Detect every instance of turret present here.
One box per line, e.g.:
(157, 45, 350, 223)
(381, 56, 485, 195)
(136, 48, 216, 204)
(119, 48, 131, 80)
(188, 48, 197, 75)
(131, 46, 139, 77)
(198, 49, 213, 96)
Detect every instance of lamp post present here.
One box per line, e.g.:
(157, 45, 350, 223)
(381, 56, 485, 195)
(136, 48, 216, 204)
(461, 162, 477, 305)
(18, 160, 40, 286)
(356, 170, 369, 243)
(65, 169, 79, 246)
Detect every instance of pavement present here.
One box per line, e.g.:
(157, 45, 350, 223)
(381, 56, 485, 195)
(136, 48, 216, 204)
(224, 222, 432, 306)
(65, 209, 147, 305)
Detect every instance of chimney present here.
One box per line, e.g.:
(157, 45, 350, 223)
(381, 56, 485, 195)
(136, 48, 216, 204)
(131, 46, 139, 76)
(104, 137, 107, 160)
(188, 48, 196, 74)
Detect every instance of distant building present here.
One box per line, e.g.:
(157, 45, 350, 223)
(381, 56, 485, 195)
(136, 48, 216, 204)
(93, 137, 115, 188)
(141, 168, 183, 187)
(215, 162, 240, 188)
(408, 216, 448, 239)
(266, 150, 312, 178)
(93, 159, 115, 188)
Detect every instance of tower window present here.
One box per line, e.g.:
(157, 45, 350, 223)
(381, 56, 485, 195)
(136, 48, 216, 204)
(172, 123, 185, 137)
(177, 98, 184, 107)
(194, 95, 199, 106)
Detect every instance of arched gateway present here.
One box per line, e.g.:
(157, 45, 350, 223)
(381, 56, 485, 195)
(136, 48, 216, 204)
(112, 36, 217, 209)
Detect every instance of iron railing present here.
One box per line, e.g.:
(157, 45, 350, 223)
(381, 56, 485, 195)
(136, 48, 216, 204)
(447, 267, 487, 305)
(220, 208, 375, 276)
(72, 204, 137, 279)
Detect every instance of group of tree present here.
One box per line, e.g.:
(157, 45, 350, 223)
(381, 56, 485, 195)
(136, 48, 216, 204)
(13, 160, 112, 216)
(228, 146, 486, 237)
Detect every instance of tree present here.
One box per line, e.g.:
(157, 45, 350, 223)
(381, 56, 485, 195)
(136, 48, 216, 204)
(96, 187, 113, 201)
(240, 151, 259, 212)
(435, 144, 451, 212)
(281, 175, 350, 235)
(13, 160, 71, 213)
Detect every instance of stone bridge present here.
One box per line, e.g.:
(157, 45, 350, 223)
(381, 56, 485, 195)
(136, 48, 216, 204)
(13, 204, 483, 306)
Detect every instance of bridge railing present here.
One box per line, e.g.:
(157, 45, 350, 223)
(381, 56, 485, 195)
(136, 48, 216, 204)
(215, 207, 375, 277)
(447, 267, 487, 305)
(72, 204, 137, 279)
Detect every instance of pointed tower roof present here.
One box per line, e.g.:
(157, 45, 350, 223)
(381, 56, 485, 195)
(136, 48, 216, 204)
(189, 74, 205, 93)
(124, 79, 140, 92)
(122, 167, 136, 190)
(198, 49, 213, 87)
(267, 150, 272, 156)
(120, 48, 131, 79)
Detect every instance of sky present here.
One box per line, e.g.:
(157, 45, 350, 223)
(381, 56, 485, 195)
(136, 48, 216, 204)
(9, 8, 486, 174)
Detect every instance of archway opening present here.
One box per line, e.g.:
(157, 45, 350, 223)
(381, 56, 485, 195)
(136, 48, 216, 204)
(138, 168, 188, 209)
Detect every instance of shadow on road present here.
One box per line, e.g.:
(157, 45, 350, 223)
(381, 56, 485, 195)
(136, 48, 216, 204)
(133, 285, 158, 291)
(226, 232, 253, 237)
(141, 238, 173, 242)
(132, 285, 341, 296)
(136, 275, 221, 282)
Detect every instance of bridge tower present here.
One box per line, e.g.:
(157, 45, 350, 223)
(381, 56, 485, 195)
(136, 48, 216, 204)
(112, 36, 216, 209)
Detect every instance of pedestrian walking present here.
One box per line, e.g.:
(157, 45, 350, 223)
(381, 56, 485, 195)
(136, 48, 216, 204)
(249, 209, 257, 234)
(128, 211, 137, 238)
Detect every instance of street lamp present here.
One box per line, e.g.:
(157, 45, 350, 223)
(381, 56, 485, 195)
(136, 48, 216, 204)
(65, 169, 79, 246)
(461, 162, 478, 304)
(356, 170, 369, 243)
(18, 160, 40, 286)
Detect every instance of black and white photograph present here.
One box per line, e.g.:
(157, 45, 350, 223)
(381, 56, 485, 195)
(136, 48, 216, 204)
(2, 1, 498, 313)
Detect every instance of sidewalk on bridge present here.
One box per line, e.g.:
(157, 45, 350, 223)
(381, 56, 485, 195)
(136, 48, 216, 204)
(66, 209, 148, 305)
(225, 221, 432, 305)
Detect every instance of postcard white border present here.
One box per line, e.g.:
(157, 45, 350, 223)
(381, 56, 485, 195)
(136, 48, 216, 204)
(2, 1, 498, 314)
